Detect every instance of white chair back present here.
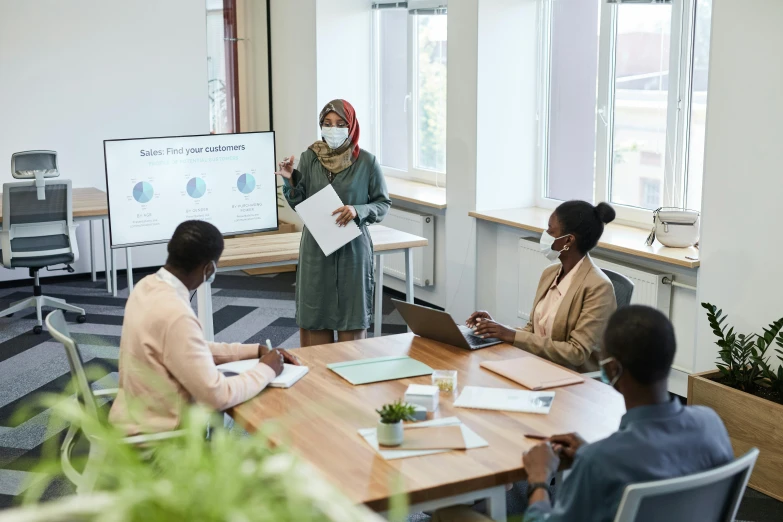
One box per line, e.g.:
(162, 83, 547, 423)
(613, 448, 759, 522)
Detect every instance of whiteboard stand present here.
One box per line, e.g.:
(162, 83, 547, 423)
(197, 281, 214, 339)
(89, 221, 96, 282)
(112, 249, 118, 297)
(126, 248, 134, 293)
(102, 220, 112, 293)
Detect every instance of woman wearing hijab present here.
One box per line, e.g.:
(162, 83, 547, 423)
(275, 99, 392, 347)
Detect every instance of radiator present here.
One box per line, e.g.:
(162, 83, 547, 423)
(381, 208, 435, 287)
(517, 238, 672, 320)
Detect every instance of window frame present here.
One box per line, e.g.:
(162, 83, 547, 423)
(536, 0, 706, 226)
(371, 7, 447, 187)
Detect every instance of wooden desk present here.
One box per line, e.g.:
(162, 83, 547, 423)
(196, 225, 428, 341)
(469, 207, 700, 269)
(0, 187, 113, 292)
(231, 334, 625, 519)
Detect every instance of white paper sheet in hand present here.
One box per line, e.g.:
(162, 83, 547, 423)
(216, 360, 309, 388)
(294, 184, 361, 256)
(357, 417, 488, 460)
(453, 386, 555, 414)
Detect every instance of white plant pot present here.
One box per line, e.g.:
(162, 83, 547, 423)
(377, 420, 404, 447)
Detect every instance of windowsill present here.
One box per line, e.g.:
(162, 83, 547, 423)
(385, 176, 447, 210)
(469, 207, 700, 269)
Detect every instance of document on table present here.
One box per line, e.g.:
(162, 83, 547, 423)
(358, 417, 488, 460)
(295, 184, 361, 256)
(216, 360, 309, 389)
(454, 386, 555, 414)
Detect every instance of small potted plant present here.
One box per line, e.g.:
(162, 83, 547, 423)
(376, 400, 416, 447)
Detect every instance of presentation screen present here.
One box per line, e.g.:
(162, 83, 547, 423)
(104, 132, 277, 248)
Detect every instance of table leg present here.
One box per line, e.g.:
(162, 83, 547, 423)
(485, 485, 508, 522)
(374, 254, 384, 338)
(102, 220, 112, 294)
(89, 220, 96, 282)
(197, 282, 215, 342)
(404, 248, 414, 332)
(112, 249, 118, 297)
(125, 248, 133, 293)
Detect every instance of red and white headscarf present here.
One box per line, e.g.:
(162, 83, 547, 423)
(309, 99, 361, 175)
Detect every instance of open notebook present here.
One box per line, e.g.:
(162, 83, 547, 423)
(216, 359, 309, 389)
(480, 357, 584, 390)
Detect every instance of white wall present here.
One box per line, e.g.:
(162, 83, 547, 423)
(0, 0, 209, 282)
(443, 0, 480, 321)
(269, 0, 319, 227)
(475, 0, 538, 211)
(694, 0, 783, 372)
(316, 0, 373, 152)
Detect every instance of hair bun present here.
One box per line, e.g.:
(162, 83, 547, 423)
(594, 202, 616, 224)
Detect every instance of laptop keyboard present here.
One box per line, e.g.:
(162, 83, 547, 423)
(458, 325, 499, 348)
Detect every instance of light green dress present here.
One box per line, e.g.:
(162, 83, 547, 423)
(283, 148, 391, 331)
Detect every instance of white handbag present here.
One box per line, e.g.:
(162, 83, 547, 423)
(645, 208, 700, 248)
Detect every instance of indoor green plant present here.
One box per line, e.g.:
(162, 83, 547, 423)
(690, 303, 783, 501)
(2, 393, 387, 522)
(376, 400, 416, 447)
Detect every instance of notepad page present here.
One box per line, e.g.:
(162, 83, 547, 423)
(454, 386, 555, 414)
(217, 360, 309, 388)
(295, 184, 361, 256)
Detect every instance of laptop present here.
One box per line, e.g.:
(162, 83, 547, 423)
(392, 299, 504, 350)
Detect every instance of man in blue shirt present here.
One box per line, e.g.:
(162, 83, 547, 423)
(522, 305, 735, 521)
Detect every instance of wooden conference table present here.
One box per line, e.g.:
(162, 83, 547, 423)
(230, 334, 626, 521)
(196, 225, 428, 342)
(0, 187, 113, 293)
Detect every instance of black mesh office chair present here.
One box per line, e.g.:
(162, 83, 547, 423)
(602, 268, 634, 309)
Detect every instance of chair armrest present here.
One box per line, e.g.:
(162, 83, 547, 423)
(92, 388, 119, 397)
(121, 430, 187, 446)
(583, 371, 602, 380)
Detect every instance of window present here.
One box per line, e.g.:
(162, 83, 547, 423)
(372, 3, 448, 185)
(538, 0, 713, 223)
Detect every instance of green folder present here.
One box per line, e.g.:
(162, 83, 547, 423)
(327, 356, 433, 386)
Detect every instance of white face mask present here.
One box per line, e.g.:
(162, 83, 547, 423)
(321, 126, 349, 150)
(540, 232, 570, 262)
(203, 261, 217, 286)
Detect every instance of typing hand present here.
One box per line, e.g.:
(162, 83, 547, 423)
(473, 318, 516, 344)
(548, 432, 586, 465)
(332, 205, 357, 227)
(260, 349, 285, 376)
(523, 442, 560, 484)
(466, 310, 493, 328)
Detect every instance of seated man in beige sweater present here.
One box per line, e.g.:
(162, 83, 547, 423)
(109, 220, 298, 435)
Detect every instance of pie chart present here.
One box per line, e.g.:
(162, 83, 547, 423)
(187, 177, 207, 198)
(237, 173, 255, 194)
(133, 181, 154, 204)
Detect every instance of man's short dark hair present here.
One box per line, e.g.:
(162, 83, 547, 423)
(604, 305, 676, 385)
(166, 220, 224, 273)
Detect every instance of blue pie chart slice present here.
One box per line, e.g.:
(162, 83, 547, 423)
(133, 181, 154, 204)
(187, 177, 207, 198)
(237, 173, 255, 194)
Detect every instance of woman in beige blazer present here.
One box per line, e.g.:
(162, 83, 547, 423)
(468, 201, 617, 373)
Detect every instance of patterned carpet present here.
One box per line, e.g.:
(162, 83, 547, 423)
(0, 269, 781, 521)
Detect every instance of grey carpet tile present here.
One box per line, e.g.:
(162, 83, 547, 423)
(0, 270, 781, 520)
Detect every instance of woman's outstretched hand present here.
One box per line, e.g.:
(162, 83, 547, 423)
(275, 155, 295, 180)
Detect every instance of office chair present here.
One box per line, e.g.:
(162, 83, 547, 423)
(0, 151, 86, 334)
(46, 311, 185, 494)
(613, 448, 758, 522)
(602, 268, 634, 309)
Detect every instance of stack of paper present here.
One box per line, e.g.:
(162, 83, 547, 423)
(358, 417, 488, 460)
(453, 386, 555, 414)
(295, 184, 361, 256)
(217, 360, 309, 389)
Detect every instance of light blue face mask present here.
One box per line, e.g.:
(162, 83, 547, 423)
(203, 261, 217, 286)
(599, 356, 622, 387)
